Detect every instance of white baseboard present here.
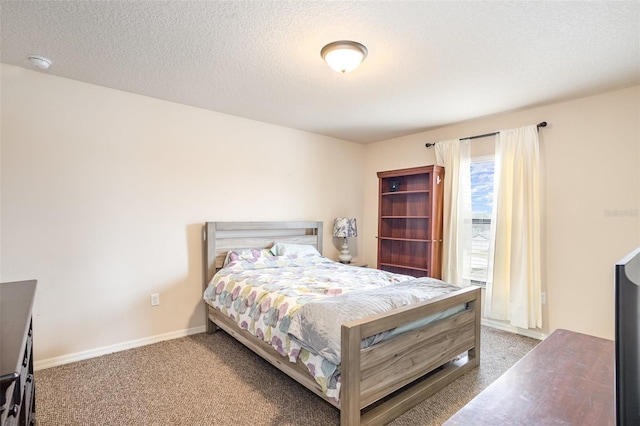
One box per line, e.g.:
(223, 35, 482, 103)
(34, 325, 207, 371)
(482, 318, 548, 341)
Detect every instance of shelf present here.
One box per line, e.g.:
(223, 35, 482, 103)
(380, 216, 430, 219)
(380, 193, 429, 217)
(380, 264, 431, 278)
(381, 190, 430, 196)
(378, 237, 434, 243)
(378, 239, 431, 269)
(380, 262, 428, 272)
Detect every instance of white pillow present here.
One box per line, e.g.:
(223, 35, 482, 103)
(271, 243, 321, 257)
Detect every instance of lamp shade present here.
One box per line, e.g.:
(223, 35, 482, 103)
(333, 218, 357, 238)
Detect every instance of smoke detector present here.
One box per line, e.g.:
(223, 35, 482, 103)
(27, 55, 52, 70)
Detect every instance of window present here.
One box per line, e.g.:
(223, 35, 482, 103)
(468, 156, 494, 286)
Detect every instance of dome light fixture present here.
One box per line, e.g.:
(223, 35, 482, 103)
(27, 55, 52, 70)
(321, 40, 368, 74)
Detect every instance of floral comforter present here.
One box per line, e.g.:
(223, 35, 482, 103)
(203, 252, 456, 401)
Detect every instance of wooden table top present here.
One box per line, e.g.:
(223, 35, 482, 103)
(445, 328, 614, 426)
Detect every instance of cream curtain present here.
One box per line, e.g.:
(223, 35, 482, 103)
(435, 139, 472, 287)
(485, 125, 542, 329)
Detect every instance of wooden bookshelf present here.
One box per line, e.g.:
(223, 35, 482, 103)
(377, 165, 444, 279)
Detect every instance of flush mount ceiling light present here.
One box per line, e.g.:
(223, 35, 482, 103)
(321, 40, 368, 73)
(27, 55, 52, 70)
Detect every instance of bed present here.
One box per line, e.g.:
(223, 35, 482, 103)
(202, 221, 481, 426)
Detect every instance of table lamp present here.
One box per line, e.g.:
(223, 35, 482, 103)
(333, 217, 357, 263)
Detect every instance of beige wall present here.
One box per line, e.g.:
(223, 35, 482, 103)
(363, 85, 640, 340)
(0, 64, 365, 362)
(2, 61, 638, 364)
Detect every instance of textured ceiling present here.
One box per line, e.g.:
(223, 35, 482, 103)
(1, 1, 639, 143)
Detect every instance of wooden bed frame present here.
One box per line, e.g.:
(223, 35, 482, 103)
(203, 221, 481, 426)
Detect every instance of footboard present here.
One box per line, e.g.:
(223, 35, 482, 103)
(206, 286, 481, 426)
(340, 286, 481, 426)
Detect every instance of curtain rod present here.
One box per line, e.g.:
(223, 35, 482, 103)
(425, 121, 547, 148)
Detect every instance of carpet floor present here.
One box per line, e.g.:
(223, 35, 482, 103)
(35, 326, 539, 425)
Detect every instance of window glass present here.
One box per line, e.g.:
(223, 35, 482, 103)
(469, 157, 494, 285)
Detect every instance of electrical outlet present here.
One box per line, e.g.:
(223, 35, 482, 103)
(151, 293, 160, 306)
(541, 292, 547, 305)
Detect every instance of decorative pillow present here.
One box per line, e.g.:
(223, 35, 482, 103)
(223, 248, 274, 267)
(270, 243, 321, 257)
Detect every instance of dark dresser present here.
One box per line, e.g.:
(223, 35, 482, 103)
(1, 280, 37, 426)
